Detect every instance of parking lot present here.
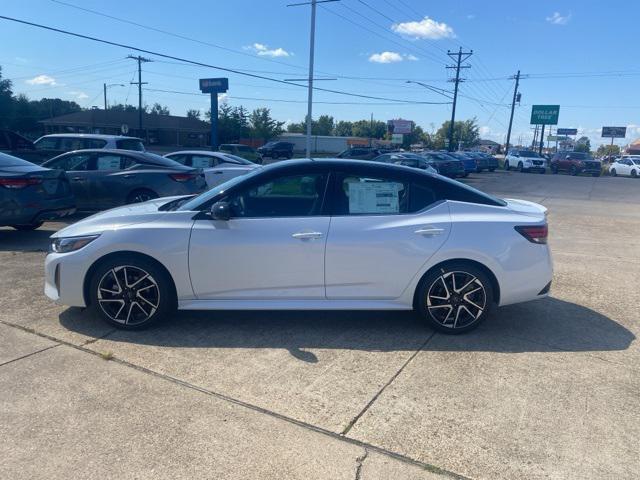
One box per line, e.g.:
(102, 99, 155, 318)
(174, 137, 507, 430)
(1, 170, 639, 479)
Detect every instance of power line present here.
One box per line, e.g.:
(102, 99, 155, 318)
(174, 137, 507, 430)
(0, 15, 450, 105)
(446, 48, 473, 151)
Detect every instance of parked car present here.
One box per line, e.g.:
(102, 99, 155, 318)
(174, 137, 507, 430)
(218, 144, 262, 163)
(336, 147, 382, 160)
(164, 150, 260, 188)
(372, 153, 437, 174)
(0, 129, 43, 163)
(447, 152, 477, 175)
(609, 156, 640, 178)
(28, 134, 145, 164)
(421, 152, 466, 178)
(504, 150, 546, 173)
(41, 149, 206, 210)
(470, 152, 499, 172)
(45, 158, 552, 334)
(550, 152, 601, 176)
(0, 152, 75, 230)
(257, 141, 294, 160)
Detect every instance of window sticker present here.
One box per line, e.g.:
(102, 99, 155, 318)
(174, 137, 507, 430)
(348, 181, 402, 214)
(97, 156, 121, 170)
(191, 157, 211, 168)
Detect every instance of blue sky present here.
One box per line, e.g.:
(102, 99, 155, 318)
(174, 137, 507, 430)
(1, 0, 638, 148)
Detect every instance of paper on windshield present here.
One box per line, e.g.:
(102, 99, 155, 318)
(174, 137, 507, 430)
(348, 181, 402, 214)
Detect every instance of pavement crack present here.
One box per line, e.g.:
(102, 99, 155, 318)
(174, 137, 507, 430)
(354, 448, 368, 480)
(0, 344, 60, 368)
(341, 331, 436, 436)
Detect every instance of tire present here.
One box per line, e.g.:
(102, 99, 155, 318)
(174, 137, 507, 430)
(88, 254, 176, 330)
(127, 189, 158, 204)
(11, 221, 44, 231)
(610, 168, 617, 177)
(416, 262, 494, 334)
(489, 168, 495, 172)
(570, 165, 578, 176)
(518, 162, 524, 173)
(632, 170, 638, 178)
(539, 169, 546, 174)
(551, 164, 558, 174)
(504, 160, 510, 171)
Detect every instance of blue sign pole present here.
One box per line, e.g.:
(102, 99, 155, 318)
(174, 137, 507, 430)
(210, 93, 218, 151)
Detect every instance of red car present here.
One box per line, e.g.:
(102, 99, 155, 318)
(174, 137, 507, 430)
(550, 152, 601, 177)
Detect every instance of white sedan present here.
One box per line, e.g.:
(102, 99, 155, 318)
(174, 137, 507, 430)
(609, 156, 640, 178)
(44, 159, 553, 334)
(164, 150, 259, 188)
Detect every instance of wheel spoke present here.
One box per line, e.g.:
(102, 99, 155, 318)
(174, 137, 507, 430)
(98, 265, 160, 325)
(427, 270, 487, 329)
(455, 276, 477, 294)
(129, 273, 149, 288)
(111, 269, 123, 293)
(137, 292, 158, 310)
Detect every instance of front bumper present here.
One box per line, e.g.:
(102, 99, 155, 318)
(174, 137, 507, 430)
(44, 250, 91, 307)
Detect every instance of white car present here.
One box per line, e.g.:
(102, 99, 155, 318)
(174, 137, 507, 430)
(609, 156, 640, 178)
(504, 149, 547, 174)
(164, 151, 259, 188)
(44, 159, 553, 334)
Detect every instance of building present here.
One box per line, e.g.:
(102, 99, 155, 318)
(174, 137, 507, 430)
(478, 139, 501, 154)
(626, 139, 640, 155)
(276, 133, 391, 154)
(40, 109, 210, 148)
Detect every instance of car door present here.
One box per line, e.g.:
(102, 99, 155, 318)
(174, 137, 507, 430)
(324, 167, 451, 299)
(90, 153, 137, 208)
(189, 167, 330, 299)
(45, 152, 93, 208)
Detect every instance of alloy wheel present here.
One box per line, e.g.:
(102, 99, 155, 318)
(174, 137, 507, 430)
(131, 191, 155, 203)
(97, 266, 160, 325)
(426, 271, 486, 330)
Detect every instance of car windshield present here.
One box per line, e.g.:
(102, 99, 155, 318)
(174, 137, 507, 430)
(631, 158, 640, 165)
(178, 167, 264, 211)
(519, 151, 541, 158)
(0, 152, 35, 167)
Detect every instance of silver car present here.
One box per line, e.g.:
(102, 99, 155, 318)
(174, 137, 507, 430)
(42, 149, 206, 210)
(164, 150, 260, 188)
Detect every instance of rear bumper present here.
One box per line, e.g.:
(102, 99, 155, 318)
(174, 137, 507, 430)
(0, 197, 76, 226)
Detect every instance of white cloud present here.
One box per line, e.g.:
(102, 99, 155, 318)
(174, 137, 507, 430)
(245, 43, 292, 58)
(546, 12, 571, 25)
(368, 52, 419, 63)
(218, 93, 228, 103)
(466, 14, 476, 20)
(392, 17, 455, 40)
(68, 90, 88, 100)
(25, 74, 57, 86)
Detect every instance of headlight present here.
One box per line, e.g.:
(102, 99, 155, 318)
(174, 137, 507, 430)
(51, 235, 99, 253)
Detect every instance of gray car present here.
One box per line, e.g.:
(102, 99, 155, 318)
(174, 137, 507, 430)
(42, 149, 206, 211)
(0, 152, 76, 230)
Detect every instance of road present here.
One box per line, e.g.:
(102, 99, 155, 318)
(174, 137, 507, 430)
(1, 170, 638, 479)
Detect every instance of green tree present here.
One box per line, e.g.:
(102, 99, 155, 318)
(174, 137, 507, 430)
(435, 118, 480, 150)
(186, 109, 201, 119)
(0, 67, 13, 127)
(108, 103, 139, 113)
(214, 104, 250, 143)
(249, 107, 285, 141)
(149, 103, 170, 115)
(334, 120, 353, 136)
(351, 119, 386, 139)
(574, 136, 591, 153)
(287, 121, 305, 133)
(314, 115, 334, 136)
(595, 144, 620, 158)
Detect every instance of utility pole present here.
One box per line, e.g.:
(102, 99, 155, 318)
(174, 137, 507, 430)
(505, 70, 520, 156)
(103, 83, 124, 111)
(128, 55, 151, 136)
(446, 47, 473, 151)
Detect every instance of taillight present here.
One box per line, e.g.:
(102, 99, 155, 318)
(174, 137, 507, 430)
(169, 173, 196, 182)
(515, 224, 548, 244)
(0, 177, 43, 189)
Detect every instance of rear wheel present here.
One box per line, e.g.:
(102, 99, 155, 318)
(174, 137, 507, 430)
(610, 168, 617, 177)
(127, 189, 158, 204)
(416, 263, 494, 334)
(551, 164, 558, 174)
(11, 222, 44, 231)
(504, 160, 510, 171)
(518, 162, 524, 173)
(570, 165, 578, 176)
(89, 254, 176, 330)
(632, 170, 638, 178)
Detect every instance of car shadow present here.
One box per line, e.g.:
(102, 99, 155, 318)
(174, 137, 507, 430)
(59, 297, 634, 361)
(0, 214, 89, 252)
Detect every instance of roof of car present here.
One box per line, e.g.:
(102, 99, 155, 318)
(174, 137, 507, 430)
(37, 134, 142, 141)
(261, 158, 436, 175)
(166, 150, 226, 155)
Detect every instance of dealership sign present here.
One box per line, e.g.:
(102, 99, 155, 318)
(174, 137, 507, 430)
(530, 105, 560, 125)
(387, 119, 412, 134)
(556, 128, 577, 135)
(199, 78, 229, 94)
(601, 126, 626, 138)
(391, 133, 404, 144)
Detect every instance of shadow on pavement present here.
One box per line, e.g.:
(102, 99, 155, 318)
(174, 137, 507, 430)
(0, 214, 89, 252)
(59, 297, 634, 360)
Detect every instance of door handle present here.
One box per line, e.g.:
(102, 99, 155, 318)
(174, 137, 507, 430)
(71, 177, 84, 182)
(292, 231, 324, 240)
(122, 174, 133, 178)
(415, 227, 444, 236)
(212, 171, 224, 174)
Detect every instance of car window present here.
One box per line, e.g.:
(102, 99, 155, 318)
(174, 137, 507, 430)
(0, 132, 9, 149)
(122, 157, 137, 169)
(228, 173, 328, 218)
(34, 137, 59, 150)
(410, 182, 438, 212)
(237, 146, 251, 152)
(82, 138, 107, 149)
(46, 153, 91, 171)
(59, 137, 87, 151)
(333, 173, 408, 216)
(165, 154, 188, 165)
(96, 154, 124, 170)
(191, 155, 215, 168)
(221, 153, 252, 165)
(116, 138, 145, 151)
(397, 159, 419, 168)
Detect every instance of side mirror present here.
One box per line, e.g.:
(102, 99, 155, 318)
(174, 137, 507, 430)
(210, 201, 231, 221)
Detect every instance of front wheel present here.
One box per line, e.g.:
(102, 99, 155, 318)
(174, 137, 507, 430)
(127, 189, 158, 204)
(610, 168, 617, 177)
(570, 165, 578, 176)
(504, 161, 510, 171)
(416, 263, 493, 334)
(632, 170, 638, 178)
(518, 162, 524, 173)
(11, 221, 44, 231)
(551, 164, 558, 174)
(89, 255, 176, 329)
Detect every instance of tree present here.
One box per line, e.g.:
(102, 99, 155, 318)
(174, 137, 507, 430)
(334, 120, 353, 137)
(434, 118, 480, 150)
(351, 119, 386, 139)
(213, 104, 251, 143)
(595, 144, 620, 158)
(108, 103, 138, 113)
(149, 103, 170, 115)
(0, 67, 13, 128)
(314, 115, 334, 136)
(249, 107, 284, 141)
(287, 121, 305, 134)
(186, 109, 201, 119)
(574, 136, 591, 153)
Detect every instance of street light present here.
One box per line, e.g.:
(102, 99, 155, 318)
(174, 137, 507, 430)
(103, 83, 125, 111)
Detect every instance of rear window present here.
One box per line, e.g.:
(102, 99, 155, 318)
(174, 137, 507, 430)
(82, 139, 107, 149)
(219, 145, 232, 152)
(221, 153, 252, 165)
(0, 152, 35, 167)
(237, 146, 252, 152)
(433, 176, 506, 207)
(34, 137, 59, 150)
(116, 139, 145, 151)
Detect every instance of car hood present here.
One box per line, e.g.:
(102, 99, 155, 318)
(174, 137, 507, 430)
(51, 196, 185, 238)
(503, 198, 547, 219)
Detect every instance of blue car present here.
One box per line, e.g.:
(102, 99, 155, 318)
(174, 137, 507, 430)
(447, 152, 477, 175)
